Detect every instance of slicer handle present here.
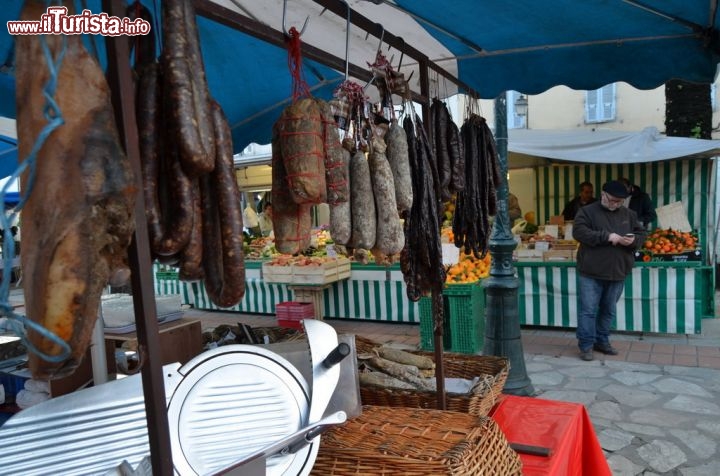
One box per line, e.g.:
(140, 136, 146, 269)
(322, 343, 351, 369)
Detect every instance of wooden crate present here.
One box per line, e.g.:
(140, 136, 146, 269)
(261, 262, 294, 283)
(263, 258, 351, 285)
(543, 249, 575, 262)
(290, 258, 351, 284)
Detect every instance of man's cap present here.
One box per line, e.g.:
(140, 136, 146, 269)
(602, 180, 630, 199)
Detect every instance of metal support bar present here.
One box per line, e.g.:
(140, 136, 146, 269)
(482, 95, 534, 397)
(103, 1, 173, 473)
(311, 0, 480, 98)
(194, 0, 427, 104)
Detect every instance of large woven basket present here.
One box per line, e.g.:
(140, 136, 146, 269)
(311, 405, 522, 475)
(356, 336, 509, 417)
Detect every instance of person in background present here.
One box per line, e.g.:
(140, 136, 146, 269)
(572, 180, 646, 361)
(258, 201, 273, 237)
(508, 193, 522, 222)
(243, 202, 261, 237)
(618, 178, 657, 229)
(562, 181, 596, 221)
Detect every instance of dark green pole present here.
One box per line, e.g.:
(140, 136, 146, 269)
(482, 94, 535, 396)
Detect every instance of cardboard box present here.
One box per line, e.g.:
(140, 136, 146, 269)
(105, 318, 203, 368)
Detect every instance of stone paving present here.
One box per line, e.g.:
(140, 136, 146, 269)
(189, 301, 720, 475)
(526, 354, 720, 475)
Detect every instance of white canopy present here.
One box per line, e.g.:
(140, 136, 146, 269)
(508, 127, 720, 165)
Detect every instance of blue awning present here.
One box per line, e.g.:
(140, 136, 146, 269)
(1, 1, 719, 152)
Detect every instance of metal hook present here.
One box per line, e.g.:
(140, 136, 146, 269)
(341, 0, 350, 80)
(375, 23, 385, 53)
(282, 0, 309, 36)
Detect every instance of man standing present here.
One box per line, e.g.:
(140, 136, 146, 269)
(618, 178, 657, 229)
(572, 180, 646, 361)
(562, 181, 597, 221)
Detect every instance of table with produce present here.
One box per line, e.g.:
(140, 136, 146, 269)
(512, 217, 712, 334)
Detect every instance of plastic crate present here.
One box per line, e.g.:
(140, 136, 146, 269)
(277, 318, 305, 330)
(419, 282, 485, 354)
(275, 301, 315, 320)
(419, 296, 450, 351)
(0, 373, 27, 404)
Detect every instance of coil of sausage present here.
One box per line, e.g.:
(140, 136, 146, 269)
(162, 0, 215, 177)
(200, 101, 245, 307)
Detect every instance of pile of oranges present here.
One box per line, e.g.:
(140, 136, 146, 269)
(446, 251, 491, 284)
(640, 228, 698, 258)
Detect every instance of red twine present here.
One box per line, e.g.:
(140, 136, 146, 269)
(286, 27, 311, 101)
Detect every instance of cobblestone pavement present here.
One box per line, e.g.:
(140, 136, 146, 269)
(526, 354, 720, 475)
(192, 306, 720, 475)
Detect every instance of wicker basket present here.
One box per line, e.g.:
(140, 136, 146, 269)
(356, 336, 509, 417)
(311, 405, 522, 475)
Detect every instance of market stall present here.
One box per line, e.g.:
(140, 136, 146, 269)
(511, 149, 717, 334)
(4, 0, 720, 473)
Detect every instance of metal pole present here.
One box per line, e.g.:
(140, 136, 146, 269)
(482, 94, 534, 396)
(104, 1, 174, 473)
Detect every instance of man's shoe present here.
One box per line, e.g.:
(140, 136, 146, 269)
(579, 349, 594, 361)
(593, 343, 619, 355)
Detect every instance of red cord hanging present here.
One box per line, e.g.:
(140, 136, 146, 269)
(286, 27, 311, 101)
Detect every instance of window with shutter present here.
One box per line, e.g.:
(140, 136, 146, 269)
(585, 84, 616, 123)
(712, 84, 717, 111)
(507, 90, 526, 129)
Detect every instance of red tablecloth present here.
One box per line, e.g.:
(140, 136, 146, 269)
(490, 395, 610, 476)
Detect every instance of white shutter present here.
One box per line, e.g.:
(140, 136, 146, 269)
(585, 84, 616, 123)
(507, 90, 526, 128)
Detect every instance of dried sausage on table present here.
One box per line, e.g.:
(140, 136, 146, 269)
(16, 0, 136, 379)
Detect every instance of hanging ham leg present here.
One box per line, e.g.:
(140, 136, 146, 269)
(15, 1, 136, 379)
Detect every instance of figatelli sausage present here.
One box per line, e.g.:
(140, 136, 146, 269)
(385, 118, 413, 216)
(400, 115, 445, 301)
(162, 0, 215, 177)
(431, 98, 453, 202)
(200, 102, 245, 307)
(178, 180, 204, 281)
(16, 0, 136, 379)
(137, 63, 193, 257)
(349, 149, 376, 250)
(369, 126, 404, 256)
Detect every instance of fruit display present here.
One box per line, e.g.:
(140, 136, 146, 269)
(446, 251, 491, 284)
(636, 228, 700, 262)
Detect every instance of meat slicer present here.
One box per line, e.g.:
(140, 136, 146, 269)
(0, 319, 357, 475)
